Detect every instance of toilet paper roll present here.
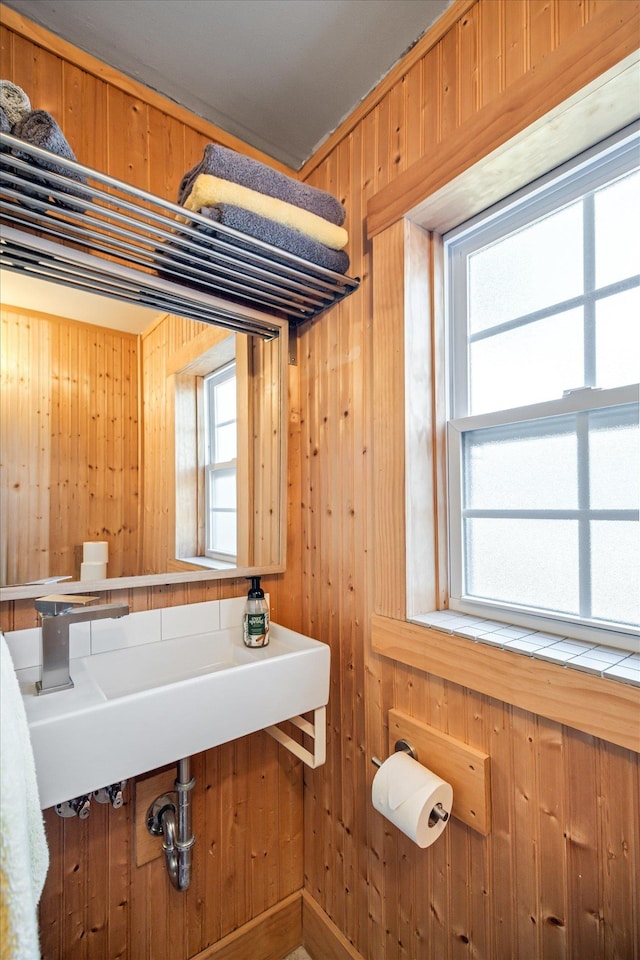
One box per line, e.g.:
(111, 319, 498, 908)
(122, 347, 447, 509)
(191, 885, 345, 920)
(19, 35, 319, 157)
(83, 541, 109, 563)
(372, 751, 453, 848)
(80, 561, 107, 581)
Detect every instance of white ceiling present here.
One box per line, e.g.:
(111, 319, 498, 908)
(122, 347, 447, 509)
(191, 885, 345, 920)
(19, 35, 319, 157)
(0, 269, 161, 333)
(4, 0, 452, 169)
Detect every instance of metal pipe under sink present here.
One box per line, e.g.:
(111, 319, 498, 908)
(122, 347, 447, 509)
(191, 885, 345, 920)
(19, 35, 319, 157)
(146, 757, 195, 891)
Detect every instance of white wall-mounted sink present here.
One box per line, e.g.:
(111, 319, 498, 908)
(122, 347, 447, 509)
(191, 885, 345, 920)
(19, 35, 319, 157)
(13, 609, 329, 810)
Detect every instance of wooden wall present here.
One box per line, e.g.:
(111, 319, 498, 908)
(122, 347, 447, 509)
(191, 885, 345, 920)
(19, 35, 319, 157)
(295, 1, 640, 959)
(1, 2, 639, 960)
(0, 305, 139, 584)
(0, 9, 304, 960)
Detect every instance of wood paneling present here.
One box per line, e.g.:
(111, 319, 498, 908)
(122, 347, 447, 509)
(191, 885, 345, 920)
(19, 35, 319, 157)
(387, 708, 492, 835)
(296, 2, 640, 959)
(37, 736, 302, 960)
(1, 2, 639, 960)
(0, 306, 139, 584)
(0, 16, 302, 959)
(374, 615, 640, 754)
(367, 1, 640, 237)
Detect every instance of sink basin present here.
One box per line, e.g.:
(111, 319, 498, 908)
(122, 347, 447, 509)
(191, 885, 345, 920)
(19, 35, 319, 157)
(83, 630, 253, 699)
(18, 622, 330, 809)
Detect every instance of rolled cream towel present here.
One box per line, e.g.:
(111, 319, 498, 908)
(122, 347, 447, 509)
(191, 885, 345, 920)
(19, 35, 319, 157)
(0, 79, 31, 127)
(11, 110, 87, 186)
(178, 143, 346, 226)
(181, 174, 348, 251)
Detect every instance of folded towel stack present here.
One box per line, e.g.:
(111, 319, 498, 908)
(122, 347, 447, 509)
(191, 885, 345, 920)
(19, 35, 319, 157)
(0, 80, 87, 198)
(178, 144, 349, 275)
(11, 109, 87, 196)
(0, 80, 31, 128)
(0, 81, 30, 152)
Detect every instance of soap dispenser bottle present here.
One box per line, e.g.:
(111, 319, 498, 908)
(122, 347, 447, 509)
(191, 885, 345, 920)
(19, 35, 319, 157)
(243, 576, 270, 647)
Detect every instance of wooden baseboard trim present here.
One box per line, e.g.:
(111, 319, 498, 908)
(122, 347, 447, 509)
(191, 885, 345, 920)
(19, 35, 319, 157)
(302, 890, 366, 960)
(192, 891, 301, 960)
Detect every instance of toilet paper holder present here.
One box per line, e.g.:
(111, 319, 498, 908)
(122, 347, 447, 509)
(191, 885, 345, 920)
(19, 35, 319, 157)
(372, 740, 450, 826)
(372, 738, 416, 767)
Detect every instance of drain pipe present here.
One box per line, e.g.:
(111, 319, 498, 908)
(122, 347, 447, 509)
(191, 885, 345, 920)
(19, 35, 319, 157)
(146, 757, 195, 891)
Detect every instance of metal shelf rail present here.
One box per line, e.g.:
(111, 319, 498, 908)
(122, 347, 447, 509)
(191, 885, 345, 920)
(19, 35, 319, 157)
(0, 132, 359, 338)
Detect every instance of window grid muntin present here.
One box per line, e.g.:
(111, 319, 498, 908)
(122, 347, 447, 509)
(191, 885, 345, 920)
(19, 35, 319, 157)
(204, 362, 237, 562)
(445, 126, 640, 644)
(447, 123, 640, 418)
(459, 401, 639, 628)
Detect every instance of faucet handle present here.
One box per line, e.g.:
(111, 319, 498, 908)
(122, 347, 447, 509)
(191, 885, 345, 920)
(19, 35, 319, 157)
(35, 594, 100, 616)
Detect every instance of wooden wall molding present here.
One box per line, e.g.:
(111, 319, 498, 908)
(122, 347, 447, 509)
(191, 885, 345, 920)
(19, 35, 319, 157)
(374, 614, 640, 753)
(192, 892, 301, 960)
(302, 891, 367, 960)
(367, 1, 640, 237)
(387, 708, 491, 835)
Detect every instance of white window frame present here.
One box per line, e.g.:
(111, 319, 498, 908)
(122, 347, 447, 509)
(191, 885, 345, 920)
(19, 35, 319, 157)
(204, 361, 237, 563)
(443, 125, 640, 651)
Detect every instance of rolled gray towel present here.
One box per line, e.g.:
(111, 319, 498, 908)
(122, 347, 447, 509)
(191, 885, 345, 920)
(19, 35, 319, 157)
(195, 203, 350, 274)
(0, 80, 31, 127)
(178, 144, 346, 226)
(11, 110, 87, 188)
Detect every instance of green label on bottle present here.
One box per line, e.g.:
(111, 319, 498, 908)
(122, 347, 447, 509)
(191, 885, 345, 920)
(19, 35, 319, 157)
(247, 613, 266, 636)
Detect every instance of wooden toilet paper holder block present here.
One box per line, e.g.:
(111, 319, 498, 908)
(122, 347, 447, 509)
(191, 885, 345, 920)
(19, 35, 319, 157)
(387, 708, 491, 836)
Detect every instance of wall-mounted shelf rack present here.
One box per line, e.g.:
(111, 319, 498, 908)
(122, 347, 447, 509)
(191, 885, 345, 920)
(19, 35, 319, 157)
(0, 132, 359, 337)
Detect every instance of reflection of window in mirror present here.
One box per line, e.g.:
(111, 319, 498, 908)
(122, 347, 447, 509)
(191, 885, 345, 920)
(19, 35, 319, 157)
(164, 318, 283, 577)
(172, 331, 247, 572)
(204, 361, 238, 564)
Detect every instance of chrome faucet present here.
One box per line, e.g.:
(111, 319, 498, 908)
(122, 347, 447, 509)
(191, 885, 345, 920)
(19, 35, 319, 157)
(35, 594, 129, 695)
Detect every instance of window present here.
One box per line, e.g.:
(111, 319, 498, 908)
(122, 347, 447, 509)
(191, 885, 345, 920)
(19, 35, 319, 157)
(204, 362, 237, 562)
(445, 126, 639, 648)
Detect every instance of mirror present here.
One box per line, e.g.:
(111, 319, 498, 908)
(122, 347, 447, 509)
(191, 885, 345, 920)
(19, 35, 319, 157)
(0, 270, 287, 595)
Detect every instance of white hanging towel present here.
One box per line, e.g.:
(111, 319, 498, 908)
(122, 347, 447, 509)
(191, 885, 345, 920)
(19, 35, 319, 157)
(0, 633, 49, 960)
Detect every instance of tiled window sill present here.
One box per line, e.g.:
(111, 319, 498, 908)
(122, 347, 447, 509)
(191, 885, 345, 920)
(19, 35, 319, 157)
(411, 611, 640, 687)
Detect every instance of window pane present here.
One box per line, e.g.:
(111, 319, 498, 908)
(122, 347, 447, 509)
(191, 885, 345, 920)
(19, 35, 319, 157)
(595, 287, 640, 389)
(590, 521, 640, 627)
(465, 518, 579, 615)
(468, 202, 583, 335)
(209, 511, 237, 556)
(465, 424, 577, 511)
(214, 377, 236, 421)
(215, 423, 237, 463)
(209, 467, 236, 510)
(469, 308, 584, 414)
(589, 408, 640, 510)
(595, 170, 640, 289)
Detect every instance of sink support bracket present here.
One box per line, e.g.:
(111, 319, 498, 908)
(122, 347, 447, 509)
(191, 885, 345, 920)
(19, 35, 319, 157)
(264, 706, 326, 769)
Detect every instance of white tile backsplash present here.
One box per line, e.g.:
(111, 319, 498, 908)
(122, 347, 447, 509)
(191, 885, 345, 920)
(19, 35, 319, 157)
(219, 596, 248, 630)
(3, 598, 252, 670)
(69, 622, 91, 659)
(4, 627, 41, 670)
(90, 608, 161, 655)
(161, 600, 220, 639)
